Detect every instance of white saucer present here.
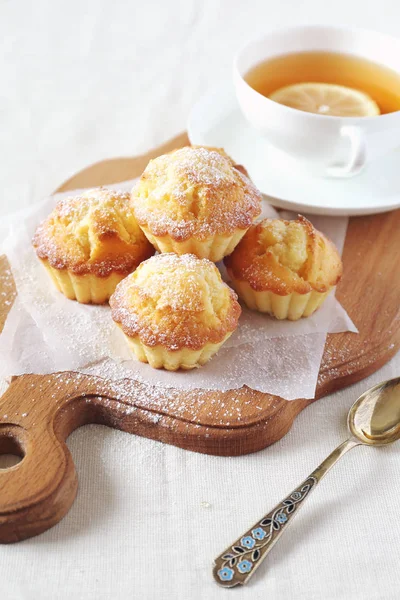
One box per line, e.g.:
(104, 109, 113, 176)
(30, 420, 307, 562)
(187, 81, 400, 216)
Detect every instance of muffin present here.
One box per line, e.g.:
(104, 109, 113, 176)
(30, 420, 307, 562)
(131, 146, 262, 262)
(32, 187, 154, 304)
(110, 253, 241, 370)
(224, 216, 343, 320)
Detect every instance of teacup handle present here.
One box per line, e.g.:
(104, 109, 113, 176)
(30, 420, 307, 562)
(327, 126, 367, 178)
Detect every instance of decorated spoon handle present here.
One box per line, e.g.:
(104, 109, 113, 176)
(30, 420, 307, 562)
(213, 438, 359, 587)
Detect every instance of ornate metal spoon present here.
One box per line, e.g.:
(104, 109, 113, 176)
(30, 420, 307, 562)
(213, 376, 400, 587)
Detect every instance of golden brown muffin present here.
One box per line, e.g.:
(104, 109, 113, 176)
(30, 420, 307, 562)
(32, 187, 154, 304)
(110, 253, 241, 370)
(224, 216, 343, 320)
(131, 146, 262, 262)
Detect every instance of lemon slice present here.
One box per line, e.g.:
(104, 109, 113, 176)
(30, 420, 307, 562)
(269, 83, 380, 117)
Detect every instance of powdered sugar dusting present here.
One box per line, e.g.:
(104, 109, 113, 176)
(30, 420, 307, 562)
(132, 147, 262, 241)
(0, 181, 355, 401)
(173, 147, 236, 186)
(32, 186, 153, 276)
(110, 253, 240, 349)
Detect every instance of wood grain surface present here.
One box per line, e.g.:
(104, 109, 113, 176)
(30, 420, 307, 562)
(0, 133, 399, 543)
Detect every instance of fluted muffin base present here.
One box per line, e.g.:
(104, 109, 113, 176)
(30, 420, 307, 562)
(40, 259, 127, 304)
(228, 277, 331, 320)
(119, 330, 232, 371)
(140, 227, 246, 262)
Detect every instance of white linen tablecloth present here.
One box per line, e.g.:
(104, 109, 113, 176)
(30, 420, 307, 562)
(1, 1, 400, 598)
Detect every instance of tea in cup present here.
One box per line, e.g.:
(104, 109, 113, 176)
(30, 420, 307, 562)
(234, 26, 400, 177)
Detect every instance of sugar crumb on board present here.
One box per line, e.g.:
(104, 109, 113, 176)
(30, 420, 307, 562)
(28, 360, 282, 427)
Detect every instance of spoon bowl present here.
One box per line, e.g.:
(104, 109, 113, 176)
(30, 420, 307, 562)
(348, 377, 400, 445)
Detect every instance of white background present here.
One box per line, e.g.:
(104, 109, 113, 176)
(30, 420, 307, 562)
(1, 1, 400, 599)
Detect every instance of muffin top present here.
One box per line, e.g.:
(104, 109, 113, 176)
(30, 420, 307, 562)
(33, 187, 154, 276)
(131, 146, 262, 242)
(110, 253, 241, 350)
(224, 216, 343, 295)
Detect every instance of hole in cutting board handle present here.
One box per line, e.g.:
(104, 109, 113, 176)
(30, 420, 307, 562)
(0, 433, 25, 470)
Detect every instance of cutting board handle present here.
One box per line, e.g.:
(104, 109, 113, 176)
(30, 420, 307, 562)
(0, 371, 140, 543)
(0, 419, 78, 543)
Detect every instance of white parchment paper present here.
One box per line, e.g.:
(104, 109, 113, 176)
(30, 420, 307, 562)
(0, 181, 357, 400)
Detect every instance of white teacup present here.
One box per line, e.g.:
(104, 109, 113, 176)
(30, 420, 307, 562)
(234, 26, 400, 177)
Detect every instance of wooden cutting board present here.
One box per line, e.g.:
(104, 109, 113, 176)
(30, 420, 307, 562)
(0, 132, 399, 543)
